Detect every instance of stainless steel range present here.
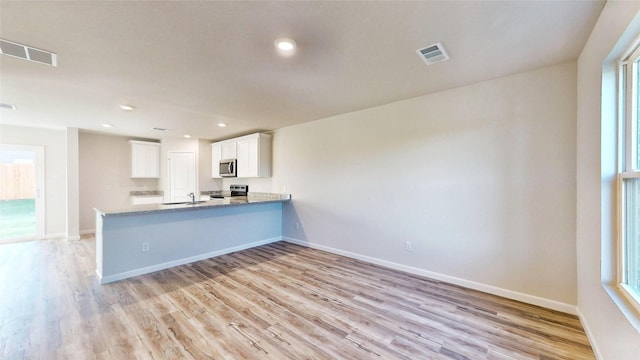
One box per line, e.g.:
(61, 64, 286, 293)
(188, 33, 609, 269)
(229, 184, 248, 197)
(210, 184, 248, 199)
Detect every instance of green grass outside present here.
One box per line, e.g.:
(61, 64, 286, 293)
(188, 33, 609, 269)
(0, 199, 36, 240)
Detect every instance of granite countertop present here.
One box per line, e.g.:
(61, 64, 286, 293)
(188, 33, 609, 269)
(96, 193, 291, 216)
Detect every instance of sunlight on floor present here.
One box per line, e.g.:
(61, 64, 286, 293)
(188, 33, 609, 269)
(0, 199, 35, 240)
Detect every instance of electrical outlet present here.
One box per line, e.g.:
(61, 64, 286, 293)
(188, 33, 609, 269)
(405, 241, 413, 252)
(142, 242, 150, 252)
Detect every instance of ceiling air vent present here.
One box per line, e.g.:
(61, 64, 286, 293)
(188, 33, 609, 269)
(0, 39, 57, 67)
(416, 42, 449, 65)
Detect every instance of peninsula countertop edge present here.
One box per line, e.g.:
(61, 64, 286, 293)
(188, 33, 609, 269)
(94, 193, 291, 216)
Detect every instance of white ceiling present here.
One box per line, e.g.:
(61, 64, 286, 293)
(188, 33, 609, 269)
(0, 1, 605, 141)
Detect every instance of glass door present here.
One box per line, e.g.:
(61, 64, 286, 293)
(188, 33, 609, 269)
(0, 144, 44, 242)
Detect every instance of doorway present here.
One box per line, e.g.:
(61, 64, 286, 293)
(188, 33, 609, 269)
(168, 151, 196, 202)
(0, 144, 44, 243)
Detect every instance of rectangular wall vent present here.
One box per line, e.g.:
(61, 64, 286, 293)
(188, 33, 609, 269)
(0, 39, 57, 67)
(416, 42, 449, 65)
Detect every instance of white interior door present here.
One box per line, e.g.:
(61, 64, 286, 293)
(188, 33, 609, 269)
(168, 152, 195, 202)
(0, 144, 44, 243)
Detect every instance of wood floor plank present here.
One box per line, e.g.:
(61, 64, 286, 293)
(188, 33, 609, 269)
(0, 238, 595, 359)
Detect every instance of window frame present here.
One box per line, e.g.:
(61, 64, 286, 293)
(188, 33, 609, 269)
(617, 38, 640, 316)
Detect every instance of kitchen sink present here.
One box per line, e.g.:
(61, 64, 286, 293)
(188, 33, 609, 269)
(161, 201, 207, 205)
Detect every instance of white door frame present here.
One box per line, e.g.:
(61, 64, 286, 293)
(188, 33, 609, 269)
(0, 144, 45, 243)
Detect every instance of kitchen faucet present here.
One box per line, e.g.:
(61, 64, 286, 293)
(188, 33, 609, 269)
(187, 192, 195, 203)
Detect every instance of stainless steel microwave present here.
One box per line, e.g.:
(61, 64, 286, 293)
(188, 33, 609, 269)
(219, 158, 237, 177)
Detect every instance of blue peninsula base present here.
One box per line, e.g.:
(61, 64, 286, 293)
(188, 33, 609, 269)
(95, 201, 283, 284)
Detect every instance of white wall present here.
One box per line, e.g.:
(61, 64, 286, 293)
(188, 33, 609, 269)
(0, 124, 67, 237)
(274, 62, 578, 309)
(577, 2, 640, 359)
(66, 127, 80, 239)
(78, 132, 158, 232)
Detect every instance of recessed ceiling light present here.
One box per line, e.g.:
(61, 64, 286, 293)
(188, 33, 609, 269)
(275, 39, 296, 51)
(119, 104, 135, 111)
(275, 38, 296, 56)
(217, 123, 227, 127)
(184, 134, 191, 138)
(101, 123, 113, 128)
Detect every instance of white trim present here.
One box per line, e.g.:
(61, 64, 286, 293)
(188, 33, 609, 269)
(624, 60, 635, 170)
(577, 308, 603, 360)
(615, 24, 640, 329)
(620, 171, 640, 179)
(99, 236, 281, 284)
(43, 232, 65, 240)
(620, 31, 640, 61)
(283, 237, 578, 315)
(617, 175, 625, 283)
(66, 235, 81, 241)
(604, 284, 640, 333)
(619, 283, 640, 325)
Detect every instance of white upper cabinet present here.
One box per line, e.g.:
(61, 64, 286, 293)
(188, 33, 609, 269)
(211, 133, 271, 178)
(211, 142, 222, 178)
(236, 133, 271, 178)
(129, 140, 160, 178)
(220, 141, 236, 160)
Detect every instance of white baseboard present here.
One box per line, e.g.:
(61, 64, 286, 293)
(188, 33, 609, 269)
(577, 308, 602, 360)
(283, 237, 578, 315)
(43, 232, 65, 240)
(100, 236, 282, 284)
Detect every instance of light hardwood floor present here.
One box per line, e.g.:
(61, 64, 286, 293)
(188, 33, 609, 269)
(0, 237, 594, 360)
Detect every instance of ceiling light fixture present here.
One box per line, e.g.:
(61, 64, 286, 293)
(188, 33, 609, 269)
(119, 104, 135, 111)
(101, 123, 113, 128)
(275, 38, 296, 56)
(184, 134, 191, 138)
(217, 123, 227, 128)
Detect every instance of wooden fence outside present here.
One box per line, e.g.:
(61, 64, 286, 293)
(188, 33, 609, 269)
(0, 163, 35, 200)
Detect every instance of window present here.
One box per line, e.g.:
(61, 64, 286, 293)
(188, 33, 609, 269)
(618, 40, 640, 311)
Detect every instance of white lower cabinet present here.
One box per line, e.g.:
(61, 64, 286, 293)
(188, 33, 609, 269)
(211, 133, 271, 178)
(129, 141, 160, 178)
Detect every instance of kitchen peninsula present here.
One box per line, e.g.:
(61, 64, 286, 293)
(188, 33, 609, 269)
(94, 192, 290, 284)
